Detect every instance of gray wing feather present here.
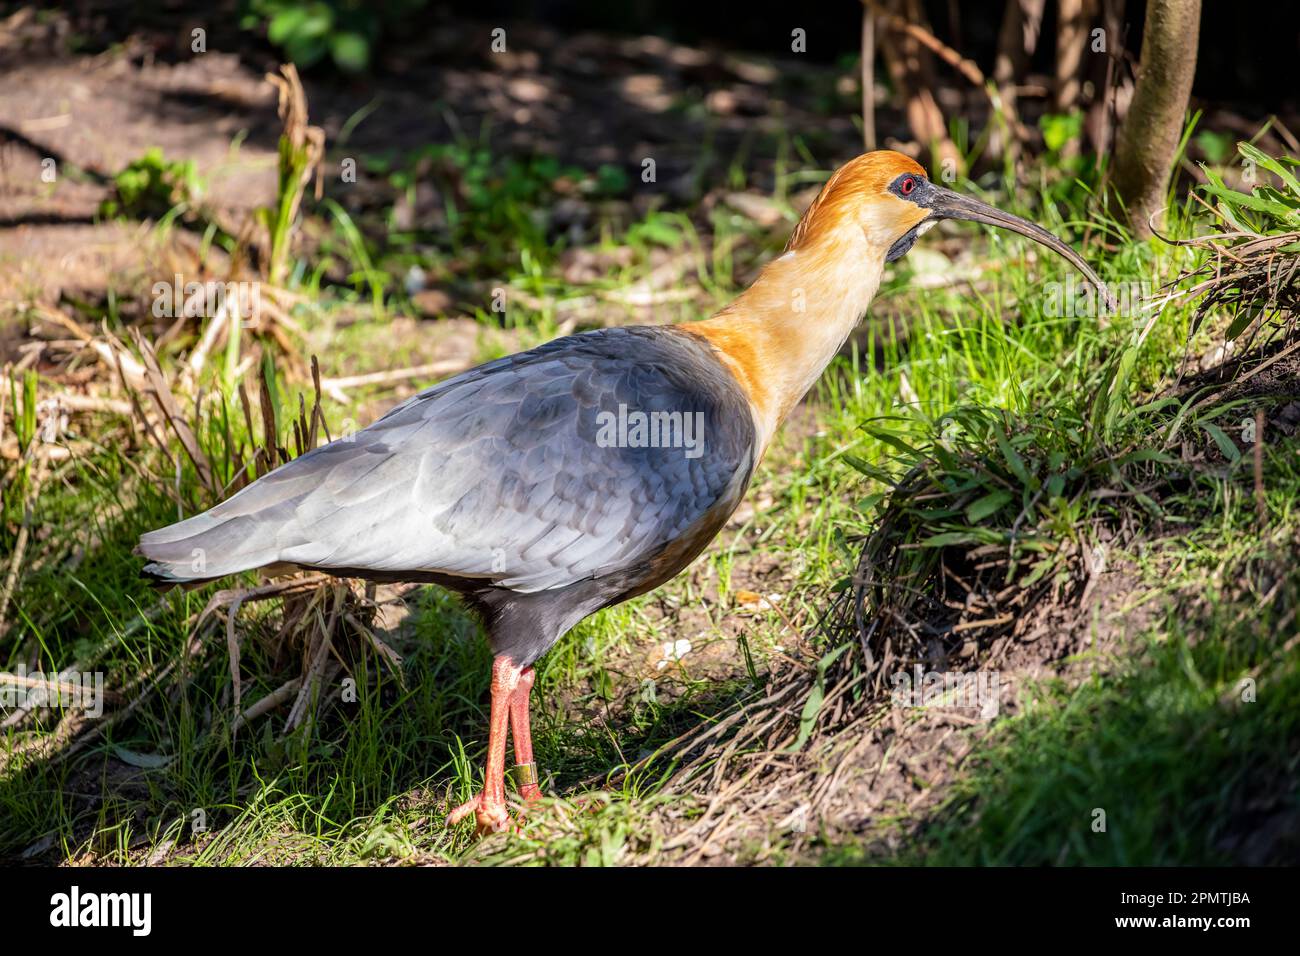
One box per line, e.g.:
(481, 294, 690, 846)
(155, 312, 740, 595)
(139, 327, 755, 591)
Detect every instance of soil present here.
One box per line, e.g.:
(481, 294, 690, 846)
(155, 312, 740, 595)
(0, 8, 872, 330)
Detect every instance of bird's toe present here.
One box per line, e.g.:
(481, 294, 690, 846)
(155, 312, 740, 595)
(474, 803, 511, 835)
(446, 793, 482, 826)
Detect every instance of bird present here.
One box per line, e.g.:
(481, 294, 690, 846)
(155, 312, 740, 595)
(137, 150, 1108, 835)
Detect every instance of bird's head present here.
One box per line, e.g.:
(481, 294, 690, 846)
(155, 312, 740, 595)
(787, 150, 1109, 301)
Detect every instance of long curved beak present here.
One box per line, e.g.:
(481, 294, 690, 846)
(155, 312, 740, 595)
(928, 186, 1115, 313)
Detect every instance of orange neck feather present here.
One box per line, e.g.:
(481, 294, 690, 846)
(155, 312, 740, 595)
(684, 218, 886, 455)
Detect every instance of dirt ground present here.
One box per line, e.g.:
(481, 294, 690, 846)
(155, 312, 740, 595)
(0, 10, 874, 316)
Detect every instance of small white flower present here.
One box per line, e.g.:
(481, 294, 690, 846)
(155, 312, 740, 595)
(655, 638, 692, 670)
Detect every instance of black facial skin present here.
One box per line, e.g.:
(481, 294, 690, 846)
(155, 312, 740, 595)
(882, 171, 1115, 312)
(888, 172, 938, 206)
(885, 229, 920, 262)
(885, 173, 936, 262)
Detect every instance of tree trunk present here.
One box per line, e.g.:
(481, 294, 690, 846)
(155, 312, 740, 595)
(1053, 0, 1090, 114)
(1112, 0, 1201, 237)
(862, 6, 876, 151)
(995, 0, 1046, 88)
(877, 0, 960, 171)
(1083, 0, 1125, 155)
(991, 0, 1046, 162)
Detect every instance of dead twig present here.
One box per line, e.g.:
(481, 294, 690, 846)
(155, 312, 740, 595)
(318, 359, 468, 403)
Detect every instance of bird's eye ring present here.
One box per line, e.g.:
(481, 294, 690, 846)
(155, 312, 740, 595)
(900, 176, 916, 196)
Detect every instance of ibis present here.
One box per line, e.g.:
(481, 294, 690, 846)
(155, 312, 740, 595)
(138, 150, 1108, 834)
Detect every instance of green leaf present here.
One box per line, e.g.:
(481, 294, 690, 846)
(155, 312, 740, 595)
(1115, 449, 1176, 467)
(915, 507, 963, 520)
(1039, 112, 1084, 153)
(267, 7, 309, 45)
(1103, 346, 1139, 439)
(1201, 182, 1289, 217)
(966, 489, 1013, 523)
(298, 3, 335, 38)
(112, 747, 174, 770)
(285, 34, 329, 68)
(1257, 185, 1300, 211)
(994, 429, 1032, 487)
(856, 492, 888, 513)
(1201, 422, 1241, 461)
(786, 644, 850, 753)
(594, 163, 631, 196)
(1160, 387, 1212, 447)
(919, 531, 983, 548)
(1020, 556, 1058, 588)
(862, 425, 922, 460)
(1225, 303, 1263, 340)
(330, 31, 370, 72)
(1195, 130, 1234, 165)
(1239, 141, 1300, 198)
(842, 453, 895, 485)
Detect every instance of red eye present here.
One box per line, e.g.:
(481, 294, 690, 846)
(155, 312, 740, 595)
(901, 177, 916, 196)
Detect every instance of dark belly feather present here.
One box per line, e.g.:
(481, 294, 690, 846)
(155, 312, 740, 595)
(138, 326, 757, 663)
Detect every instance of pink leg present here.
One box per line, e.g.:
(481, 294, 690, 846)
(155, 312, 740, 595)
(509, 666, 543, 804)
(448, 656, 521, 835)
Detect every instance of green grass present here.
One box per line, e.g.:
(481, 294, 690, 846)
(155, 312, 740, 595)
(4, 127, 1299, 865)
(870, 536, 1300, 866)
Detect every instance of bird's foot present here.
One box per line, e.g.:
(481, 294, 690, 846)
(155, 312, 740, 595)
(447, 792, 511, 836)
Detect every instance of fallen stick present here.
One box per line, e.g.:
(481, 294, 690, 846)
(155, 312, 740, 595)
(48, 394, 135, 416)
(231, 677, 303, 733)
(35, 307, 149, 390)
(319, 359, 467, 400)
(0, 673, 123, 703)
